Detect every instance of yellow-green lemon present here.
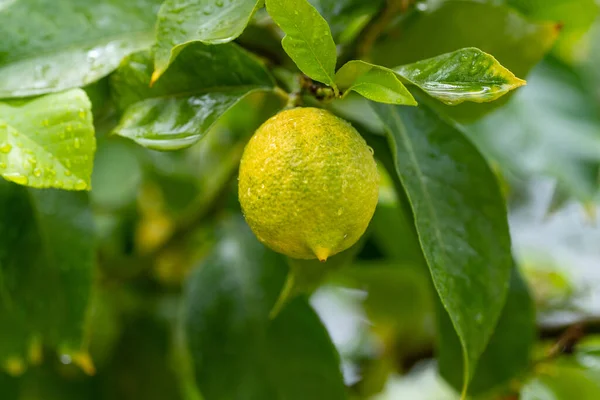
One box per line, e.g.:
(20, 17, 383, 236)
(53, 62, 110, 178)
(238, 107, 379, 261)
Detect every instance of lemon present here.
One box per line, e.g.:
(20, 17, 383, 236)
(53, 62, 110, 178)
(238, 107, 379, 261)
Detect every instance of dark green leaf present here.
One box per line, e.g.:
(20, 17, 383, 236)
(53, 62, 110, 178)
(266, 0, 338, 90)
(154, 0, 263, 81)
(0, 0, 162, 98)
(0, 181, 94, 366)
(438, 267, 535, 395)
(111, 44, 276, 151)
(335, 60, 417, 105)
(370, 0, 559, 121)
(183, 216, 346, 400)
(395, 48, 526, 105)
(0, 89, 95, 190)
(371, 102, 512, 391)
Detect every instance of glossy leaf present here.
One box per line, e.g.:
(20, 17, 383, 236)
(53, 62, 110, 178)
(0, 181, 94, 365)
(308, 0, 384, 44)
(370, 0, 559, 121)
(0, 0, 162, 98)
(183, 216, 346, 400)
(395, 48, 526, 105)
(154, 0, 263, 81)
(111, 44, 275, 151)
(335, 60, 417, 105)
(438, 267, 535, 395)
(266, 0, 338, 90)
(371, 102, 512, 392)
(0, 89, 95, 190)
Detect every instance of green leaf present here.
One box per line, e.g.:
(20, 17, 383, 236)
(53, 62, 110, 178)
(154, 0, 263, 81)
(0, 181, 94, 366)
(370, 0, 559, 122)
(183, 216, 346, 400)
(438, 267, 535, 395)
(0, 89, 95, 190)
(335, 60, 417, 105)
(371, 102, 512, 393)
(111, 43, 276, 151)
(0, 0, 162, 98)
(266, 0, 338, 90)
(308, 0, 385, 44)
(395, 48, 526, 105)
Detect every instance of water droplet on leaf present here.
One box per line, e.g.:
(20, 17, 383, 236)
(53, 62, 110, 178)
(0, 143, 11, 153)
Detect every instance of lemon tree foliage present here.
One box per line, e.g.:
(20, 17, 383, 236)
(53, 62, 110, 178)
(0, 0, 162, 98)
(154, 0, 263, 81)
(1, 0, 595, 398)
(0, 90, 95, 190)
(111, 43, 275, 150)
(371, 102, 513, 392)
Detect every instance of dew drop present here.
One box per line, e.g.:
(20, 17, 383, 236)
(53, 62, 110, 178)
(0, 162, 6, 169)
(216, 0, 223, 6)
(65, 170, 72, 177)
(3, 173, 28, 185)
(33, 168, 42, 177)
(367, 146, 374, 155)
(66, 125, 73, 133)
(0, 143, 11, 153)
(337, 208, 343, 216)
(74, 180, 87, 190)
(73, 137, 81, 149)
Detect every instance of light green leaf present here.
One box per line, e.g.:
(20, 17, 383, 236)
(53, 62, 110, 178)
(153, 0, 263, 82)
(0, 0, 162, 98)
(438, 267, 535, 395)
(0, 181, 94, 367)
(371, 102, 512, 393)
(183, 216, 347, 400)
(335, 60, 417, 105)
(0, 90, 95, 190)
(395, 48, 526, 105)
(266, 0, 338, 90)
(111, 43, 276, 151)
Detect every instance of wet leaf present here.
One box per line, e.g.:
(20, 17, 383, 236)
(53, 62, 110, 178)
(0, 181, 94, 366)
(111, 43, 275, 151)
(0, 0, 162, 98)
(395, 48, 526, 105)
(438, 267, 535, 395)
(335, 60, 417, 105)
(266, 0, 338, 90)
(154, 0, 263, 81)
(0, 89, 95, 190)
(371, 102, 512, 393)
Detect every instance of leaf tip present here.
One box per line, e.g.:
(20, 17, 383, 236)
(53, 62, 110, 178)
(150, 70, 162, 87)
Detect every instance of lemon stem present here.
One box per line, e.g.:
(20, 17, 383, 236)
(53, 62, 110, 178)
(269, 271, 296, 319)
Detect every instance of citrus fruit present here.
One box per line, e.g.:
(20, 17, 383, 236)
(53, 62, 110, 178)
(238, 107, 379, 261)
